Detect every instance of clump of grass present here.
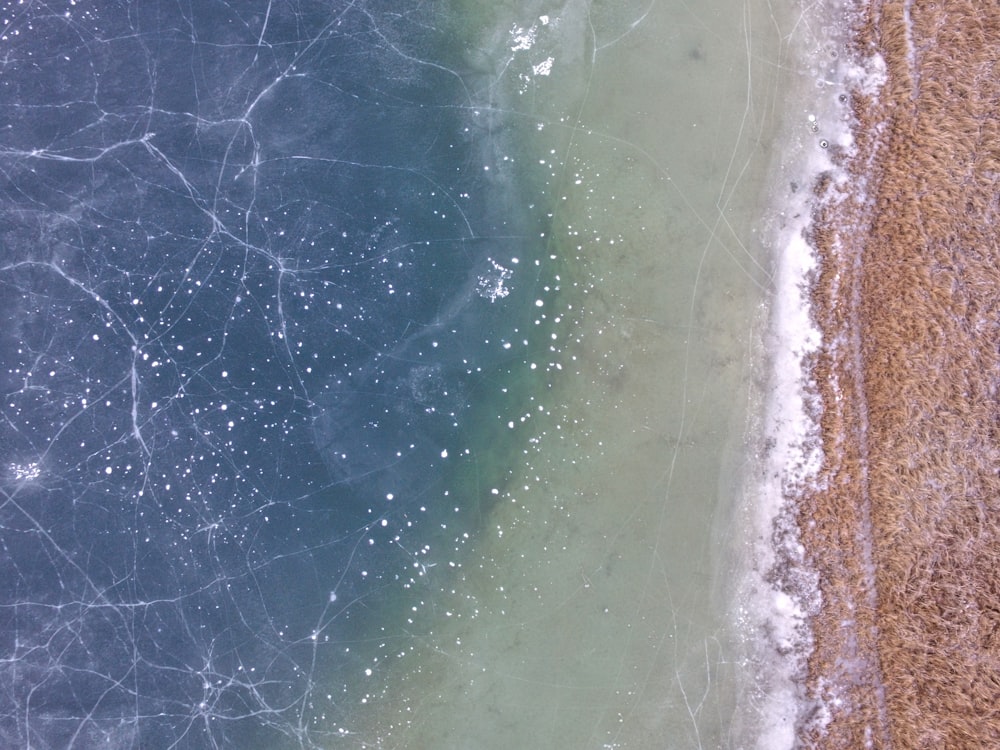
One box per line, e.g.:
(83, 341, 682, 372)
(795, 1, 1000, 746)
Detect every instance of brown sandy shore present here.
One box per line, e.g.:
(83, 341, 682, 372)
(799, 0, 1000, 746)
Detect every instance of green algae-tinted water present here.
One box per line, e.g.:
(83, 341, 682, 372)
(331, 1, 809, 748)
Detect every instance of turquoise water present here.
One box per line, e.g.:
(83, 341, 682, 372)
(0, 0, 822, 747)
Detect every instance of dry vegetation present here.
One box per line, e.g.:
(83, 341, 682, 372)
(800, 0, 1000, 746)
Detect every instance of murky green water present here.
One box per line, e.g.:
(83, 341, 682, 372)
(336, 1, 800, 747)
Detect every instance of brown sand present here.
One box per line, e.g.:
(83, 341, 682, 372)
(800, 0, 1000, 746)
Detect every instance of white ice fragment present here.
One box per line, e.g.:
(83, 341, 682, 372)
(477, 258, 513, 302)
(510, 23, 537, 51)
(11, 462, 40, 481)
(533, 57, 554, 76)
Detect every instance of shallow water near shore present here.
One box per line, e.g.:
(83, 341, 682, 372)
(334, 1, 832, 748)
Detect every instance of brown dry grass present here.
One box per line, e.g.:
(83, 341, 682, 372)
(800, 0, 1000, 747)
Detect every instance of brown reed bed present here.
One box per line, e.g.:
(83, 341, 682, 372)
(798, 0, 1000, 746)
